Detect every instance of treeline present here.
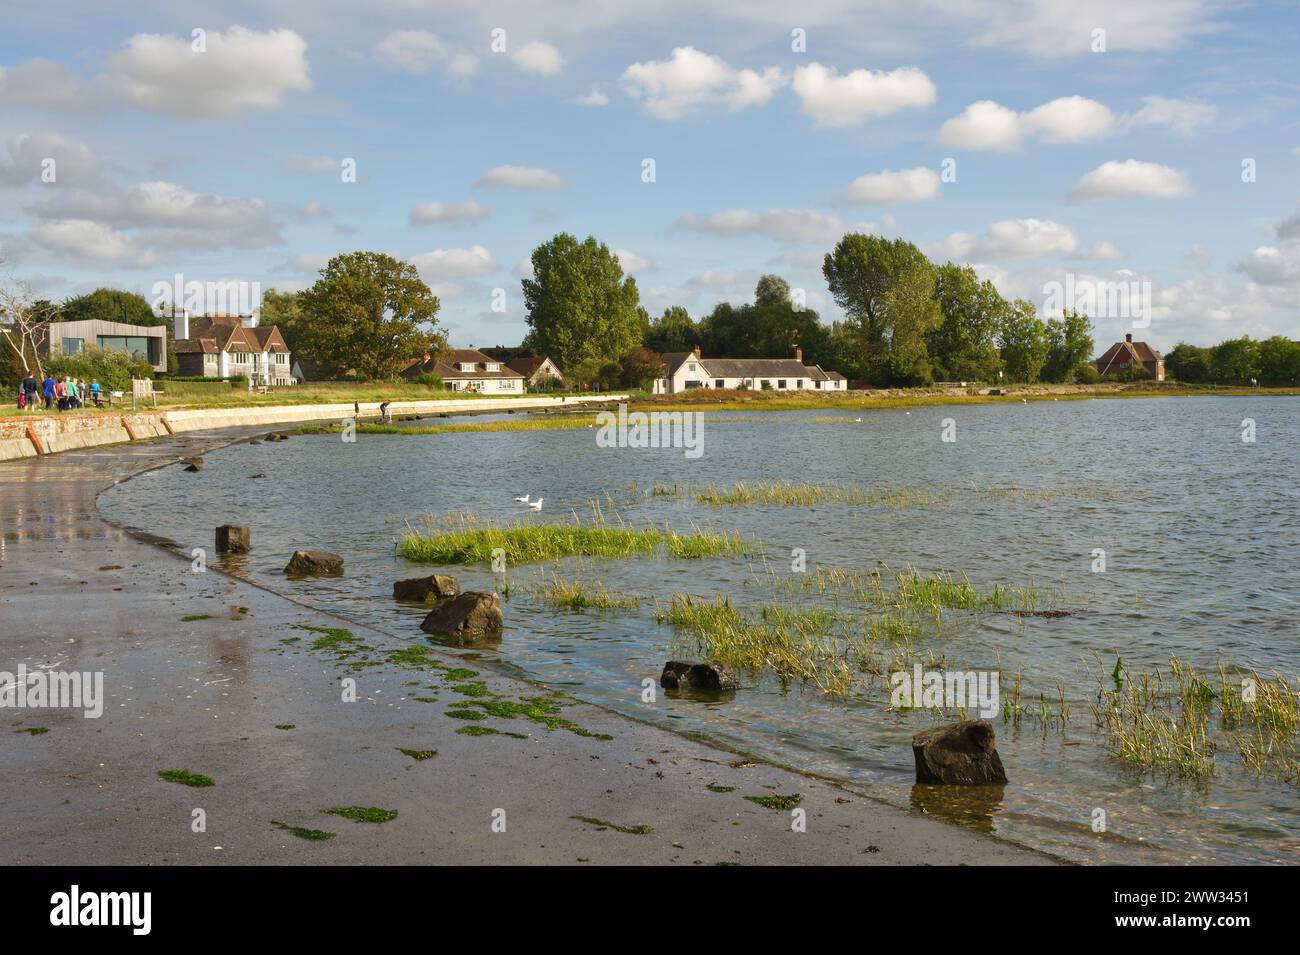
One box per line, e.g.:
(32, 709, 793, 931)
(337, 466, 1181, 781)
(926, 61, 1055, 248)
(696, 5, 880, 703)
(1166, 336, 1300, 386)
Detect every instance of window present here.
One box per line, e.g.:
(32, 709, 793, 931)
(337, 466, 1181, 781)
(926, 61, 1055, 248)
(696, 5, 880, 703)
(486, 362, 500, 372)
(684, 380, 702, 388)
(715, 379, 725, 388)
(460, 362, 476, 372)
(796, 379, 803, 388)
(97, 335, 152, 359)
(777, 379, 787, 389)
(688, 363, 696, 372)
(62, 337, 84, 355)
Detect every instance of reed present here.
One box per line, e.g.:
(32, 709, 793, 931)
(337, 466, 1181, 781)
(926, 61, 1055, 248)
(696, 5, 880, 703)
(528, 574, 641, 611)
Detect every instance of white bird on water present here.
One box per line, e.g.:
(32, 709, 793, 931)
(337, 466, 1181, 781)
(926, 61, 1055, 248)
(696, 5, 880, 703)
(528, 498, 544, 511)
(513, 493, 531, 503)
(855, 417, 863, 423)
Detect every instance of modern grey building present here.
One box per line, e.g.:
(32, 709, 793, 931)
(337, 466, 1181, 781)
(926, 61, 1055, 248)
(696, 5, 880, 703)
(43, 319, 168, 374)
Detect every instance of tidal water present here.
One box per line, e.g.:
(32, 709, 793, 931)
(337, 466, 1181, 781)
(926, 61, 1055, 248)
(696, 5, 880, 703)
(100, 396, 1299, 864)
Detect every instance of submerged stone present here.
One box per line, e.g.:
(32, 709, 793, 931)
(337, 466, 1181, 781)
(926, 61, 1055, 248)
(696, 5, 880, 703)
(660, 660, 739, 692)
(284, 550, 344, 577)
(911, 719, 1008, 785)
(420, 591, 502, 643)
(394, 574, 460, 603)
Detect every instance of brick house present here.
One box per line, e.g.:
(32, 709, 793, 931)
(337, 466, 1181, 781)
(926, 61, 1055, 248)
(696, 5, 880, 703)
(1096, 333, 1165, 381)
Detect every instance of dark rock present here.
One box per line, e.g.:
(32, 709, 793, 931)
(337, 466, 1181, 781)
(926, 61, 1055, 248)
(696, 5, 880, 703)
(394, 574, 460, 603)
(181, 456, 203, 472)
(912, 719, 1007, 785)
(660, 660, 740, 692)
(420, 591, 502, 643)
(284, 549, 344, 576)
(250, 472, 265, 479)
(247, 439, 262, 445)
(215, 525, 251, 554)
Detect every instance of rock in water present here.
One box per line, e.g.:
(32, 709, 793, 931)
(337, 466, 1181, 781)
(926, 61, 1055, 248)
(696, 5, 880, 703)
(284, 550, 344, 576)
(911, 719, 1008, 785)
(181, 456, 203, 472)
(660, 660, 739, 692)
(394, 574, 460, 603)
(420, 592, 502, 643)
(215, 525, 251, 554)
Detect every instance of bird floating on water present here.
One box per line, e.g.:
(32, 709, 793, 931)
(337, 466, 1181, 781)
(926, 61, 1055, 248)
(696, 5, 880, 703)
(528, 498, 544, 511)
(513, 493, 531, 503)
(854, 417, 863, 422)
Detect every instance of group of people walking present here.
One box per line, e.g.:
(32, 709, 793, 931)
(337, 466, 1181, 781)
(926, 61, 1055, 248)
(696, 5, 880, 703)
(16, 373, 102, 412)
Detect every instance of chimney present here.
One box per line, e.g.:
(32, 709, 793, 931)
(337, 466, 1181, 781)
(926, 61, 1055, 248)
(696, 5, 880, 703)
(173, 307, 189, 342)
(794, 344, 803, 362)
(693, 344, 701, 358)
(1125, 333, 1133, 343)
(242, 311, 259, 329)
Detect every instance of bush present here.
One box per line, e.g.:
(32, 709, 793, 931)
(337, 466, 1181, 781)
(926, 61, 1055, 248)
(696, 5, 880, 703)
(44, 346, 153, 393)
(415, 372, 445, 388)
(1076, 364, 1101, 384)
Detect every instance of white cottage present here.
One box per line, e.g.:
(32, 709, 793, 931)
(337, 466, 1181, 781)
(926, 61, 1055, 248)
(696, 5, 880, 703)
(652, 346, 847, 395)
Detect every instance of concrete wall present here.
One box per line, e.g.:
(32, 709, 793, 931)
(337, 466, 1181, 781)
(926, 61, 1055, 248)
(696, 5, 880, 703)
(0, 394, 625, 462)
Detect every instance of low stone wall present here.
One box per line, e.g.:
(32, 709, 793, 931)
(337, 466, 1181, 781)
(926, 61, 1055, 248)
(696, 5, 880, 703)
(0, 394, 625, 462)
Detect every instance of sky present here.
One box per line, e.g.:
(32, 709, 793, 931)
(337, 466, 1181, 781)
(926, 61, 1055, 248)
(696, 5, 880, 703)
(1, 0, 1298, 353)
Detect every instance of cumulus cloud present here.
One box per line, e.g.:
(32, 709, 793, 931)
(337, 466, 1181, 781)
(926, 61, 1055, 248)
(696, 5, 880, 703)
(374, 30, 479, 80)
(30, 219, 152, 265)
(0, 59, 90, 110)
(791, 63, 935, 127)
(940, 96, 1114, 150)
(1238, 244, 1300, 286)
(511, 41, 564, 77)
(1069, 159, 1192, 199)
(838, 167, 941, 203)
(575, 88, 609, 107)
(621, 47, 784, 120)
(1126, 96, 1217, 133)
(0, 133, 98, 187)
(410, 245, 496, 277)
(409, 199, 489, 225)
(931, 218, 1082, 260)
(613, 248, 651, 272)
(676, 208, 862, 243)
(474, 164, 562, 190)
(106, 27, 311, 117)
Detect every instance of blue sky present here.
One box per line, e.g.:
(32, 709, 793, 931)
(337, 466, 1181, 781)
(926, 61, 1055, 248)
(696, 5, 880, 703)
(2, 0, 1298, 352)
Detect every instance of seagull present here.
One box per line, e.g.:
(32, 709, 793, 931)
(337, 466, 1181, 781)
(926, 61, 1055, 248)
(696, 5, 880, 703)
(528, 498, 544, 511)
(513, 493, 531, 503)
(855, 417, 863, 423)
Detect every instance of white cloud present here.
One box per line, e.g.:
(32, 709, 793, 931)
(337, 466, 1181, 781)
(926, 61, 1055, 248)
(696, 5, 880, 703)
(676, 208, 864, 243)
(410, 245, 496, 277)
(106, 27, 311, 118)
(1238, 244, 1300, 286)
(613, 248, 651, 272)
(931, 218, 1081, 260)
(292, 252, 332, 273)
(1084, 240, 1125, 260)
(575, 88, 609, 107)
(971, 1, 1228, 57)
(511, 41, 564, 77)
(621, 47, 784, 120)
(839, 167, 941, 203)
(1069, 159, 1192, 199)
(409, 199, 489, 225)
(31, 219, 153, 265)
(791, 62, 935, 127)
(940, 96, 1114, 150)
(0, 59, 89, 110)
(0, 133, 98, 187)
(475, 164, 563, 190)
(296, 200, 329, 219)
(374, 30, 479, 80)
(1126, 96, 1217, 133)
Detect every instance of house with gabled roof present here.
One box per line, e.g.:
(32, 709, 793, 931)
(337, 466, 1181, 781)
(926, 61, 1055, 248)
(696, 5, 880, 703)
(172, 311, 294, 386)
(1096, 333, 1165, 381)
(400, 348, 526, 394)
(652, 345, 847, 394)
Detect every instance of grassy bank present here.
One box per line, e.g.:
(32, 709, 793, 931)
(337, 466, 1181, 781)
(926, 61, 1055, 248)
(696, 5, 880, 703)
(300, 416, 601, 436)
(399, 514, 749, 566)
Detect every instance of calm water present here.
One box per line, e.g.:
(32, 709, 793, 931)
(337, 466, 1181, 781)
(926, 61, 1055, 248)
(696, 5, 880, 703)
(101, 397, 1299, 864)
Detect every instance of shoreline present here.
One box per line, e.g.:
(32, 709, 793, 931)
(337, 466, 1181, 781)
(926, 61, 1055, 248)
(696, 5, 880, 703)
(1, 427, 1056, 865)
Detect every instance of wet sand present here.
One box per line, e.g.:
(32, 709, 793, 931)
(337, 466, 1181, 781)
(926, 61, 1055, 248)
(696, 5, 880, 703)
(0, 428, 1053, 865)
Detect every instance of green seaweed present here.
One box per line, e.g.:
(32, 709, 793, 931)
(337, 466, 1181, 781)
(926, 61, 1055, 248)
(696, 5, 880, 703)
(744, 793, 802, 810)
(322, 806, 397, 824)
(272, 820, 335, 841)
(159, 769, 214, 787)
(397, 747, 437, 761)
(570, 815, 653, 835)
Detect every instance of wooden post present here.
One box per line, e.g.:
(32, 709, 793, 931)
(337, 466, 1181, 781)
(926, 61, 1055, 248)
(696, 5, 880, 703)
(215, 526, 251, 554)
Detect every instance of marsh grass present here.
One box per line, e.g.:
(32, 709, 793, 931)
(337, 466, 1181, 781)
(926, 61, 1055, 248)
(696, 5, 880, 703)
(694, 481, 1121, 509)
(300, 416, 601, 437)
(400, 512, 748, 566)
(528, 574, 642, 611)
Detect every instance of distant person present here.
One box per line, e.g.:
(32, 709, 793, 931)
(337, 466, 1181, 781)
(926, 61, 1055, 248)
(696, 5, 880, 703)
(66, 378, 79, 409)
(42, 374, 55, 410)
(17, 386, 26, 411)
(380, 400, 391, 423)
(22, 373, 37, 411)
(54, 378, 67, 412)
(90, 379, 102, 407)
(354, 401, 359, 417)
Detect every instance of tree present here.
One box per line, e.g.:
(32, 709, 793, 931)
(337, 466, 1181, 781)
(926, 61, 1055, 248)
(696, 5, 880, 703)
(1042, 309, 1095, 383)
(259, 288, 305, 352)
(60, 288, 163, 326)
(644, 306, 697, 353)
(823, 234, 938, 382)
(998, 299, 1050, 382)
(522, 233, 642, 374)
(1256, 336, 1300, 385)
(754, 274, 792, 308)
(619, 346, 663, 389)
(1211, 337, 1260, 383)
(297, 251, 445, 379)
(0, 264, 58, 381)
(1165, 342, 1212, 382)
(927, 263, 1006, 382)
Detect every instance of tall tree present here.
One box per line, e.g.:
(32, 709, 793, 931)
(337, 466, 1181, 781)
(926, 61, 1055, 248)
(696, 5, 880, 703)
(998, 299, 1050, 382)
(1042, 309, 1095, 383)
(0, 265, 58, 380)
(928, 263, 1006, 382)
(823, 234, 938, 381)
(297, 251, 445, 379)
(259, 288, 305, 351)
(60, 288, 163, 326)
(754, 274, 792, 308)
(644, 306, 697, 353)
(522, 233, 642, 374)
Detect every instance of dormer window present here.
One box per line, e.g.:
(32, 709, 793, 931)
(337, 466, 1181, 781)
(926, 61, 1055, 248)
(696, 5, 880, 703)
(460, 362, 476, 372)
(486, 362, 500, 372)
